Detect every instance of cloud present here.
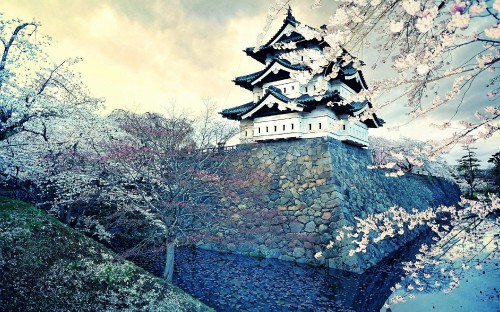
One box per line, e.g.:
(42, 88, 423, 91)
(2, 0, 498, 165)
(1, 0, 338, 113)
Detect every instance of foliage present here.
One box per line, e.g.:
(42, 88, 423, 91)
(0, 198, 213, 311)
(328, 194, 499, 306)
(487, 151, 500, 192)
(0, 14, 101, 140)
(194, 98, 239, 148)
(0, 13, 247, 285)
(489, 151, 500, 167)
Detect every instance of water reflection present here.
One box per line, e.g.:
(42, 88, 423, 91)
(173, 241, 423, 312)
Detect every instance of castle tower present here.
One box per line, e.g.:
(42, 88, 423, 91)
(220, 7, 384, 147)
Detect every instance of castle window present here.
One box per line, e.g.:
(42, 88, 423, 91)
(309, 124, 312, 130)
(291, 123, 294, 130)
(258, 127, 261, 133)
(319, 123, 322, 130)
(284, 87, 287, 93)
(274, 125, 277, 132)
(283, 125, 285, 131)
(305, 87, 308, 92)
(343, 125, 346, 130)
(245, 131, 248, 136)
(292, 86, 295, 90)
(266, 126, 269, 133)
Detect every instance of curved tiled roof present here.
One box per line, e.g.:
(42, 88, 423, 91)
(296, 91, 341, 103)
(236, 54, 369, 91)
(233, 72, 262, 84)
(244, 8, 306, 63)
(220, 102, 254, 116)
(234, 57, 307, 90)
(220, 86, 352, 121)
(338, 62, 369, 90)
(220, 87, 303, 119)
(262, 8, 300, 48)
(274, 32, 304, 45)
(265, 86, 307, 107)
(363, 113, 385, 128)
(341, 63, 357, 76)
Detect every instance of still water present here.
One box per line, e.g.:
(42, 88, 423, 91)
(172, 246, 410, 312)
(172, 242, 499, 312)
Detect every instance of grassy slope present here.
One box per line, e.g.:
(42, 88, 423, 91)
(0, 198, 213, 312)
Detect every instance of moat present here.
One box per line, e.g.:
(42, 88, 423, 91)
(171, 242, 500, 312)
(171, 245, 411, 312)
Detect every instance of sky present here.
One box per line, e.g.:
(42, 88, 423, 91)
(3, 0, 498, 167)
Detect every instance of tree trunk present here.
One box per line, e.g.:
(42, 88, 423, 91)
(163, 242, 175, 282)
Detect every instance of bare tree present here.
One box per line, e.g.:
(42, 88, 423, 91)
(194, 98, 239, 149)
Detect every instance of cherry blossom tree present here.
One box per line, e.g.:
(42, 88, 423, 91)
(0, 14, 251, 282)
(0, 13, 102, 200)
(261, 0, 499, 307)
(81, 110, 256, 282)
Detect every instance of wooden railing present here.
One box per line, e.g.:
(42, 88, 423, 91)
(199, 145, 238, 154)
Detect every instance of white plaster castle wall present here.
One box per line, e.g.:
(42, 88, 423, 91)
(300, 106, 369, 146)
(337, 120, 369, 146)
(300, 106, 339, 138)
(246, 106, 369, 146)
(253, 112, 302, 141)
(239, 119, 254, 144)
(259, 77, 357, 101)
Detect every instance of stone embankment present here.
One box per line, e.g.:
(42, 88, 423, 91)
(202, 137, 460, 272)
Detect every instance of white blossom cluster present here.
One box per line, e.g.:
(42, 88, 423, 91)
(368, 136, 454, 180)
(334, 193, 499, 306)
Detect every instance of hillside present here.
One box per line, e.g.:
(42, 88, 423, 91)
(0, 198, 213, 312)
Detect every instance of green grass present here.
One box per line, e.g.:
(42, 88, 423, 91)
(0, 198, 213, 312)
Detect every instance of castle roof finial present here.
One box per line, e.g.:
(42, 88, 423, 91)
(286, 5, 296, 22)
(287, 5, 293, 19)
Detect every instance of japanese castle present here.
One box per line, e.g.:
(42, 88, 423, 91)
(220, 7, 383, 147)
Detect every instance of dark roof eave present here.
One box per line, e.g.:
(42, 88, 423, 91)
(220, 101, 255, 120)
(233, 79, 254, 91)
(362, 114, 385, 128)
